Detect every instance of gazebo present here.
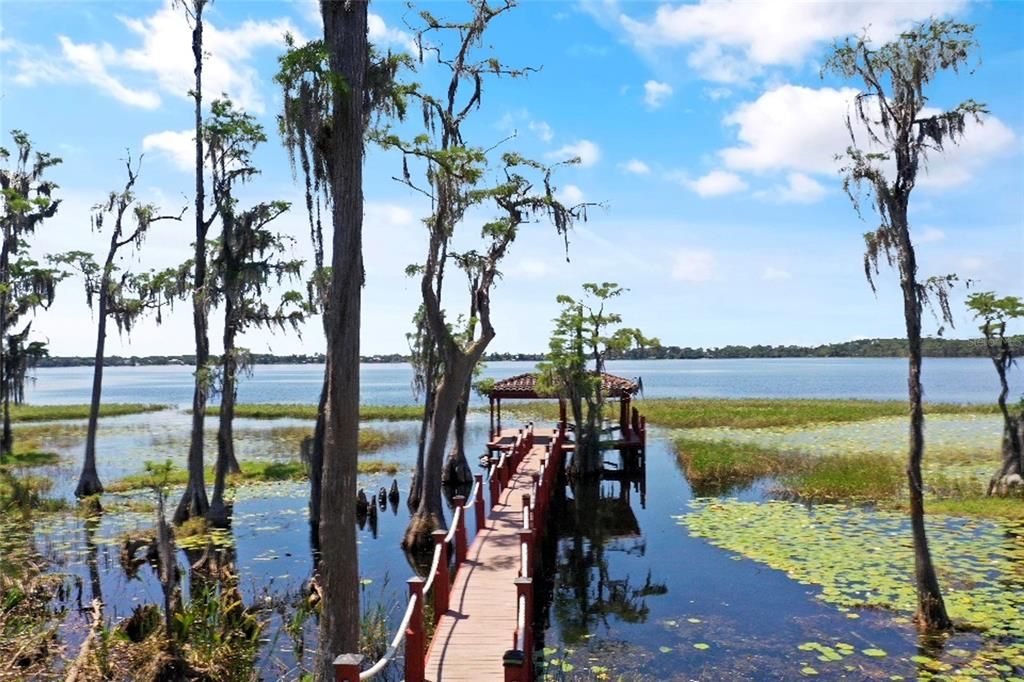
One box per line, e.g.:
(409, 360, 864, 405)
(484, 372, 642, 442)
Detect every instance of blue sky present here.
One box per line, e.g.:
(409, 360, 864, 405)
(1, 0, 1022, 356)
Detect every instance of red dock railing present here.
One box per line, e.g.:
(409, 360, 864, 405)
(335, 423, 558, 682)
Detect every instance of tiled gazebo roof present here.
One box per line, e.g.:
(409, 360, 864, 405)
(486, 372, 639, 399)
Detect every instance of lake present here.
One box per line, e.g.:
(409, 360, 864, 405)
(9, 356, 1022, 680)
(25, 357, 1021, 406)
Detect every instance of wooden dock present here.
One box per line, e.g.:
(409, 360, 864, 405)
(423, 428, 557, 681)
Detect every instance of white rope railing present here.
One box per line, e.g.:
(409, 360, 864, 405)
(464, 479, 480, 507)
(444, 506, 462, 544)
(515, 594, 526, 651)
(358, 593, 418, 679)
(421, 541, 443, 595)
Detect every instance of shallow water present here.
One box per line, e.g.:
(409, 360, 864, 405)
(8, 358, 1023, 679)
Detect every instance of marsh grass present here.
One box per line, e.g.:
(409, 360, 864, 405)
(205, 403, 424, 421)
(673, 438, 794, 490)
(923, 495, 1024, 519)
(10, 403, 169, 422)
(502, 398, 998, 429)
(781, 453, 904, 503)
(646, 398, 997, 429)
(107, 457, 401, 493)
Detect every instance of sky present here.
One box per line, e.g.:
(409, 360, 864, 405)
(1, 0, 1022, 357)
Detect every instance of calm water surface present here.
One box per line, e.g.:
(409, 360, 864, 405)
(14, 357, 1021, 679)
(25, 357, 1021, 405)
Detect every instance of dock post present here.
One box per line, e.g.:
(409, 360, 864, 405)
(333, 654, 363, 682)
(453, 495, 468, 567)
(432, 530, 450, 620)
(474, 474, 486, 531)
(406, 577, 425, 682)
(503, 650, 526, 682)
(518, 529, 533, 578)
(515, 576, 534, 680)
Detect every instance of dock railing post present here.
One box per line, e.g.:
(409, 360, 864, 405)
(333, 654, 364, 682)
(432, 530, 450, 620)
(453, 495, 468, 568)
(503, 650, 526, 682)
(518, 528, 533, 578)
(406, 577, 425, 682)
(474, 474, 486, 531)
(490, 468, 500, 508)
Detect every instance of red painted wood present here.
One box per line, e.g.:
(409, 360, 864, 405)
(432, 530, 450, 620)
(406, 577, 425, 682)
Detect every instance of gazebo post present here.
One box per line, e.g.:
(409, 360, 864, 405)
(558, 398, 566, 428)
(497, 398, 502, 433)
(620, 395, 631, 440)
(489, 397, 495, 438)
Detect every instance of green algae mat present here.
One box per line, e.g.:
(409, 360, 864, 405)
(678, 499, 1024, 678)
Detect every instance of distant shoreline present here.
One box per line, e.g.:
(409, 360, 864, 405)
(36, 335, 1022, 368)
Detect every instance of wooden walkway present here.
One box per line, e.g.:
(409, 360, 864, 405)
(423, 428, 557, 681)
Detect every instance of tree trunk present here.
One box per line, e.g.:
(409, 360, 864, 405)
(899, 234, 952, 631)
(315, 2, 367, 678)
(988, 354, 1023, 493)
(175, 0, 209, 525)
(408, 374, 436, 512)
(76, 286, 108, 498)
(1, 385, 11, 461)
(308, 372, 327, 555)
(404, 360, 468, 552)
(442, 375, 473, 486)
(208, 318, 238, 528)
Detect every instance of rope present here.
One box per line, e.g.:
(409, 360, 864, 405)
(516, 594, 526, 651)
(464, 479, 479, 508)
(421, 541, 443, 595)
(444, 506, 461, 544)
(358, 593, 418, 679)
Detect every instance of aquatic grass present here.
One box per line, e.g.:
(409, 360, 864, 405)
(106, 457, 402, 492)
(914, 495, 1024, 520)
(499, 398, 999, 429)
(1, 448, 60, 467)
(10, 403, 170, 422)
(205, 403, 424, 421)
(643, 398, 998, 429)
(781, 453, 903, 503)
(678, 499, 1024, 677)
(673, 438, 794, 490)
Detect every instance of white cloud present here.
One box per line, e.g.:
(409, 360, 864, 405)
(558, 184, 585, 204)
(529, 120, 554, 142)
(758, 172, 827, 204)
(643, 80, 673, 109)
(620, 159, 651, 175)
(618, 0, 965, 83)
(671, 248, 716, 283)
(704, 87, 732, 101)
(915, 227, 946, 244)
(686, 170, 747, 198)
(2, 1, 305, 113)
(55, 37, 160, 109)
(142, 129, 195, 171)
(762, 266, 792, 281)
(548, 139, 601, 168)
(368, 13, 416, 53)
(516, 258, 555, 280)
(365, 202, 416, 228)
(720, 84, 1017, 190)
